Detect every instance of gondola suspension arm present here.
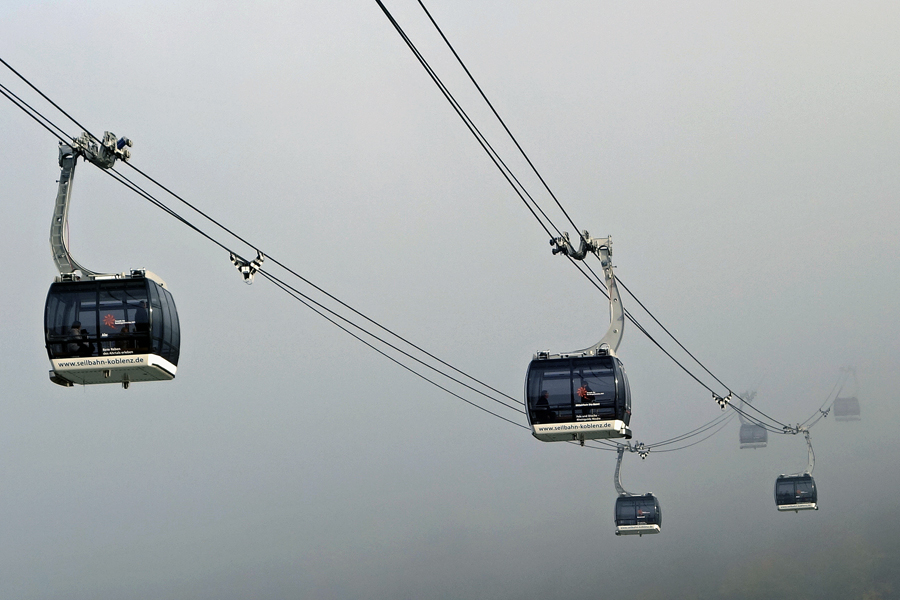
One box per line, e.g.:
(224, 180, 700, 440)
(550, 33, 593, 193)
(781, 425, 816, 475)
(614, 445, 631, 496)
(613, 444, 650, 495)
(804, 429, 815, 475)
(51, 131, 131, 278)
(550, 232, 624, 357)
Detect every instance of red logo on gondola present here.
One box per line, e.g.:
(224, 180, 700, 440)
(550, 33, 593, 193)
(103, 314, 116, 328)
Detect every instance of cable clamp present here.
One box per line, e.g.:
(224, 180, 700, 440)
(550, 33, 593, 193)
(714, 392, 732, 409)
(550, 232, 571, 256)
(71, 131, 132, 168)
(635, 442, 649, 459)
(230, 250, 264, 284)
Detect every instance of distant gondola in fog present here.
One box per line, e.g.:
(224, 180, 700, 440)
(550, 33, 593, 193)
(833, 368, 861, 422)
(736, 392, 767, 449)
(613, 446, 661, 536)
(739, 423, 768, 449)
(833, 396, 861, 421)
(775, 474, 818, 512)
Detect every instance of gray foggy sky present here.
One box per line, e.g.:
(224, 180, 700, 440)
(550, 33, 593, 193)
(1, 1, 899, 598)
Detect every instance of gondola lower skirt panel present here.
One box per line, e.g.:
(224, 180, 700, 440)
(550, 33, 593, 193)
(50, 353, 177, 385)
(615, 524, 661, 536)
(532, 419, 630, 441)
(776, 502, 817, 512)
(740, 442, 767, 449)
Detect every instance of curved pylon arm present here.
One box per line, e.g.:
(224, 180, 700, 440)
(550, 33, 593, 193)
(550, 231, 624, 357)
(804, 430, 815, 475)
(50, 131, 132, 278)
(614, 445, 634, 497)
(781, 425, 816, 475)
(840, 366, 859, 397)
(736, 390, 757, 425)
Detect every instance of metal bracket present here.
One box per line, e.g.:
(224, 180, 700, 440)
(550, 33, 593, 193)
(803, 429, 815, 475)
(614, 443, 649, 496)
(634, 442, 649, 459)
(780, 425, 815, 475)
(69, 131, 132, 169)
(230, 250, 264, 284)
(614, 446, 631, 496)
(51, 131, 132, 278)
(714, 392, 732, 409)
(546, 231, 624, 358)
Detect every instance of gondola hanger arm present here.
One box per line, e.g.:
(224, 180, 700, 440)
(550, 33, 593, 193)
(51, 131, 132, 279)
(614, 443, 647, 496)
(803, 429, 815, 475)
(549, 231, 624, 357)
(614, 445, 630, 496)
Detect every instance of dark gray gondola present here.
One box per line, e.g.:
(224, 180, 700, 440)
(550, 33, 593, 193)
(774, 474, 818, 512)
(612, 446, 660, 535)
(45, 271, 180, 387)
(526, 355, 632, 441)
(833, 397, 861, 421)
(739, 423, 768, 449)
(615, 494, 662, 536)
(527, 233, 632, 442)
(44, 133, 181, 389)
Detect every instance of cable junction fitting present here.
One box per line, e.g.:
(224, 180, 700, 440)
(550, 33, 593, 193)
(714, 392, 732, 409)
(634, 442, 649, 459)
(230, 250, 264, 284)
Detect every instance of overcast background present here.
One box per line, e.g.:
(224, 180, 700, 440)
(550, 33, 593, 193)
(1, 1, 899, 598)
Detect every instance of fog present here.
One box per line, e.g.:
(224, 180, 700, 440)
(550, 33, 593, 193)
(1, 1, 898, 598)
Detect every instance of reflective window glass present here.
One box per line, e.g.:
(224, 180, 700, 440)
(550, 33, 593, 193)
(163, 288, 180, 365)
(616, 496, 660, 526)
(574, 359, 615, 420)
(526, 361, 573, 424)
(635, 498, 659, 524)
(619, 361, 632, 423)
(45, 283, 99, 358)
(795, 479, 815, 500)
(776, 480, 796, 504)
(98, 284, 141, 355)
(161, 287, 174, 361)
(616, 499, 636, 524)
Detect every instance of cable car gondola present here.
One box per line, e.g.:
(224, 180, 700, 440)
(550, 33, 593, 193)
(45, 271, 180, 387)
(613, 446, 661, 535)
(832, 367, 861, 422)
(526, 233, 632, 442)
(774, 430, 818, 512)
(739, 423, 768, 449)
(736, 393, 767, 449)
(44, 132, 180, 389)
(615, 494, 662, 535)
(775, 474, 818, 512)
(833, 396, 861, 421)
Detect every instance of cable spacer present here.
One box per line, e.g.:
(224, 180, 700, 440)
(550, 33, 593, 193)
(635, 442, 649, 459)
(230, 250, 264, 284)
(714, 392, 732, 409)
